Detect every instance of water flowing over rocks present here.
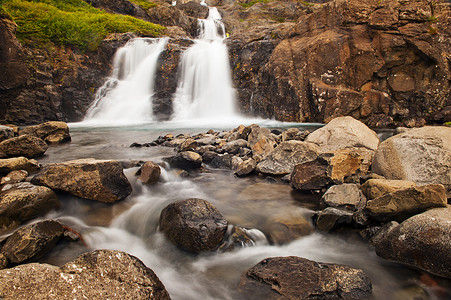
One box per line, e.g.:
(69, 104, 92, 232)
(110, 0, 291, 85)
(0, 135, 48, 159)
(19, 121, 71, 144)
(0, 249, 171, 299)
(372, 126, 451, 196)
(0, 157, 40, 175)
(1, 220, 64, 265)
(239, 256, 372, 299)
(31, 159, 132, 203)
(372, 207, 451, 279)
(159, 198, 228, 253)
(0, 182, 59, 233)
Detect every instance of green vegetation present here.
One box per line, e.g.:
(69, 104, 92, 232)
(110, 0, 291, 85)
(238, 0, 268, 8)
(445, 122, 451, 127)
(129, 0, 157, 10)
(300, 1, 314, 6)
(1, 0, 164, 51)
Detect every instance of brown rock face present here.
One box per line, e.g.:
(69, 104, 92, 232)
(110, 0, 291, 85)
(31, 159, 132, 203)
(239, 256, 372, 299)
(0, 135, 48, 159)
(159, 198, 228, 253)
(0, 249, 171, 299)
(0, 182, 59, 232)
(1, 220, 64, 265)
(20, 121, 71, 144)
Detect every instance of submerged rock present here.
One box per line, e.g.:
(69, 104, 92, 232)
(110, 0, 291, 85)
(20, 121, 71, 144)
(1, 220, 64, 265)
(0, 249, 171, 299)
(159, 198, 228, 253)
(31, 159, 132, 203)
(239, 256, 372, 299)
(0, 182, 59, 232)
(0, 135, 48, 159)
(372, 207, 451, 279)
(266, 211, 314, 245)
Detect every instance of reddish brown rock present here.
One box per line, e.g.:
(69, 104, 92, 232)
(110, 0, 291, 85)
(137, 161, 161, 184)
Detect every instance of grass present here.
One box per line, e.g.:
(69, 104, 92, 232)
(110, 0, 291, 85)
(129, 0, 157, 10)
(1, 0, 164, 51)
(238, 0, 268, 8)
(445, 122, 451, 127)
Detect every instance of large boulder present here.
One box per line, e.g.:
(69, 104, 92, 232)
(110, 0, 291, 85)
(372, 207, 451, 279)
(31, 159, 132, 203)
(159, 198, 228, 253)
(20, 121, 71, 144)
(255, 141, 319, 176)
(0, 135, 48, 159)
(361, 179, 417, 200)
(1, 220, 64, 265)
(0, 249, 171, 299)
(321, 183, 365, 211)
(239, 256, 372, 299)
(372, 126, 451, 195)
(0, 182, 59, 232)
(0, 157, 40, 175)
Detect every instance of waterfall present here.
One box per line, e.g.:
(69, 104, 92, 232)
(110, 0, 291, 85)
(84, 38, 168, 125)
(172, 7, 237, 122)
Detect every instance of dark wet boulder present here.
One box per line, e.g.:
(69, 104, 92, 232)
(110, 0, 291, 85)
(372, 207, 451, 279)
(202, 151, 233, 169)
(239, 256, 372, 299)
(1, 220, 64, 265)
(0, 182, 59, 232)
(0, 135, 48, 159)
(0, 157, 40, 175)
(0, 249, 171, 299)
(164, 151, 202, 170)
(20, 121, 71, 144)
(136, 161, 161, 184)
(31, 159, 132, 203)
(159, 198, 228, 253)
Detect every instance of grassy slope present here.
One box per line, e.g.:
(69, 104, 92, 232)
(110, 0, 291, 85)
(1, 0, 164, 51)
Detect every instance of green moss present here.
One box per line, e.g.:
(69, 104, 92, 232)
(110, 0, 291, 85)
(238, 0, 268, 8)
(445, 122, 451, 127)
(2, 0, 164, 51)
(129, 0, 157, 10)
(300, 1, 314, 6)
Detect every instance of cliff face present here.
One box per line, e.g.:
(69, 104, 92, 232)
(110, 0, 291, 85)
(226, 0, 451, 127)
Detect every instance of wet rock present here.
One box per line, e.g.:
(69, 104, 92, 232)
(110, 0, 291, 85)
(315, 207, 354, 232)
(290, 159, 331, 191)
(361, 179, 417, 200)
(219, 139, 248, 155)
(196, 135, 216, 146)
(31, 159, 132, 203)
(365, 184, 447, 222)
(0, 126, 14, 142)
(256, 141, 319, 176)
(247, 125, 273, 147)
(1, 170, 28, 185)
(231, 156, 243, 171)
(321, 183, 366, 211)
(0, 135, 48, 159)
(0, 182, 59, 232)
(164, 151, 202, 170)
(234, 158, 257, 177)
(219, 226, 265, 251)
(372, 207, 451, 279)
(159, 198, 228, 253)
(239, 256, 372, 299)
(20, 121, 71, 144)
(251, 136, 276, 162)
(1, 220, 64, 265)
(372, 126, 451, 196)
(178, 138, 199, 151)
(176, 1, 209, 19)
(137, 161, 161, 184)
(266, 212, 314, 245)
(202, 151, 233, 169)
(0, 249, 170, 299)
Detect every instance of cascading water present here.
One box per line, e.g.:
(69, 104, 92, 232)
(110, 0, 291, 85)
(83, 38, 168, 125)
(172, 7, 238, 122)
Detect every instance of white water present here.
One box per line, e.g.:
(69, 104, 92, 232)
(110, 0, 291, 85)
(83, 38, 168, 125)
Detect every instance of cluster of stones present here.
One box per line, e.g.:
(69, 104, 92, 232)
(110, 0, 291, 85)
(142, 116, 451, 286)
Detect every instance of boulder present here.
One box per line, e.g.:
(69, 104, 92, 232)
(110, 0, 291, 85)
(290, 159, 331, 191)
(164, 151, 202, 171)
(137, 161, 161, 184)
(255, 141, 319, 176)
(234, 158, 257, 177)
(0, 249, 171, 299)
(219, 139, 248, 155)
(365, 184, 447, 222)
(0, 170, 28, 185)
(361, 179, 417, 200)
(0, 135, 48, 159)
(202, 151, 233, 169)
(20, 121, 71, 144)
(178, 138, 198, 151)
(321, 183, 366, 211)
(239, 256, 372, 299)
(247, 125, 273, 147)
(0, 182, 59, 232)
(0, 125, 14, 142)
(315, 207, 354, 232)
(159, 198, 228, 253)
(31, 159, 132, 203)
(176, 1, 209, 19)
(1, 220, 64, 265)
(305, 116, 380, 152)
(372, 126, 451, 195)
(372, 207, 451, 279)
(0, 157, 40, 175)
(251, 136, 276, 162)
(266, 212, 314, 245)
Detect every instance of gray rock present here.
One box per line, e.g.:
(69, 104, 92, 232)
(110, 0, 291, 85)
(164, 151, 202, 171)
(0, 249, 171, 299)
(315, 207, 354, 232)
(321, 183, 366, 211)
(219, 139, 248, 154)
(247, 125, 273, 147)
